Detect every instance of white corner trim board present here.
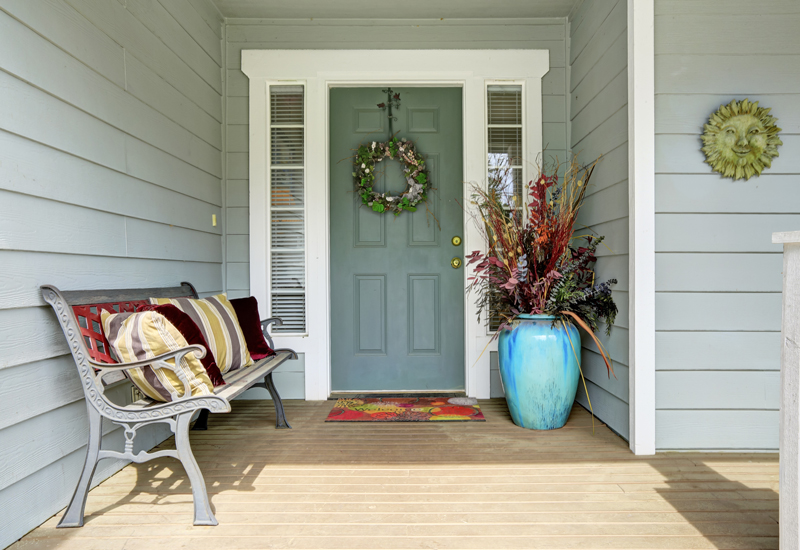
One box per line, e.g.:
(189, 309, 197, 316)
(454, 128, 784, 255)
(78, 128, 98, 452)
(627, 0, 656, 455)
(242, 50, 549, 400)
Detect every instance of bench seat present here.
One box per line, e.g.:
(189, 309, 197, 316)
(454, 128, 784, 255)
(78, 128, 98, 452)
(219, 353, 293, 400)
(123, 350, 295, 428)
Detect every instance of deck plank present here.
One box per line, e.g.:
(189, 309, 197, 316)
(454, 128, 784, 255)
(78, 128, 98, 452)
(9, 399, 778, 550)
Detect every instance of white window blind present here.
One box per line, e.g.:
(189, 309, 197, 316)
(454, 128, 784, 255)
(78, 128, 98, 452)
(487, 85, 523, 209)
(269, 85, 306, 333)
(487, 85, 523, 331)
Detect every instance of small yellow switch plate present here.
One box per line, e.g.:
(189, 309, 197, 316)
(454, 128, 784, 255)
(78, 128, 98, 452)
(212, 214, 217, 227)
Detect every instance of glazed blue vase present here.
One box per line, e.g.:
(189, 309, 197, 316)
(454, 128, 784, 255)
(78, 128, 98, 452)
(497, 314, 581, 430)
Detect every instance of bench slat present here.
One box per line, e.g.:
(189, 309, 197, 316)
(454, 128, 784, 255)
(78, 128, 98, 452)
(216, 352, 293, 401)
(59, 284, 196, 306)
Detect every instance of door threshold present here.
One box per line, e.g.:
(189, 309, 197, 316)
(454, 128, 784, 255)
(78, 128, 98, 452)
(329, 391, 467, 400)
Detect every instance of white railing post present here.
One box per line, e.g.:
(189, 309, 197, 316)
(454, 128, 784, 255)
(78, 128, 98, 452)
(775, 230, 800, 550)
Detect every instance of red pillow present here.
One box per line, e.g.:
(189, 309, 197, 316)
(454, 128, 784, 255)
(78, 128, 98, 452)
(136, 304, 225, 387)
(230, 297, 276, 360)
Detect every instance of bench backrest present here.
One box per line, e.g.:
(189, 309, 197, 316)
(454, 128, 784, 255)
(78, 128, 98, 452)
(61, 285, 199, 365)
(40, 283, 199, 405)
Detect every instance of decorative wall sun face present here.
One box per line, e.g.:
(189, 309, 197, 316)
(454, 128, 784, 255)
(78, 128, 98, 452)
(701, 99, 782, 180)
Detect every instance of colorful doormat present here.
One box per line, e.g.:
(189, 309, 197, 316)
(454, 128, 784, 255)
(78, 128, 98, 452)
(325, 397, 486, 422)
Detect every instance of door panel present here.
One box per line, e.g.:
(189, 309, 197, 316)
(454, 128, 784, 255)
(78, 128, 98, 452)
(330, 87, 464, 392)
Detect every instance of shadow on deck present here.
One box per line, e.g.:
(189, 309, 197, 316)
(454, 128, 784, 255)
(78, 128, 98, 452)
(11, 399, 778, 549)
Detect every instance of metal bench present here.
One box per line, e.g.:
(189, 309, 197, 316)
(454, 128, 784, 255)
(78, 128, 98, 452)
(40, 282, 297, 527)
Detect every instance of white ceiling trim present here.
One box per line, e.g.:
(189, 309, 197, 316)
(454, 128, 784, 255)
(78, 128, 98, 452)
(212, 0, 580, 20)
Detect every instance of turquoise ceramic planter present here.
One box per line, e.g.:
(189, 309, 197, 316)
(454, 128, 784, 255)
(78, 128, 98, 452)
(497, 314, 581, 430)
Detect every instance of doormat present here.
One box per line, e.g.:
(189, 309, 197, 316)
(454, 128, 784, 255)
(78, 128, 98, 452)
(325, 397, 486, 422)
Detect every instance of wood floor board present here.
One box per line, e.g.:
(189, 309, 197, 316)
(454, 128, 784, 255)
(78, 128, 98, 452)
(75, 499, 778, 514)
(101, 472, 778, 485)
(43, 510, 779, 527)
(52, 491, 776, 505)
(12, 535, 780, 550)
(18, 523, 782, 538)
(9, 399, 778, 550)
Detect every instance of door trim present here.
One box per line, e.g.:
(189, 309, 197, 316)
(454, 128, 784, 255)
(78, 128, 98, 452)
(243, 50, 549, 400)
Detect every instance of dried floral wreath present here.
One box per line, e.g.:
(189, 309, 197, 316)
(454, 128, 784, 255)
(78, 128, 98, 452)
(354, 136, 428, 215)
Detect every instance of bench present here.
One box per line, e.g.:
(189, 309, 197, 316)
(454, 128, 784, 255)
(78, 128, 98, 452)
(40, 282, 297, 527)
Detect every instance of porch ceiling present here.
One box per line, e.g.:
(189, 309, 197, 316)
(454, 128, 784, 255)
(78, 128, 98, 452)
(12, 399, 779, 549)
(212, 0, 580, 19)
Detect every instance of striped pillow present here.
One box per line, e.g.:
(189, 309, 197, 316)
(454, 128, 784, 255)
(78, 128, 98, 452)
(100, 310, 214, 402)
(149, 294, 253, 374)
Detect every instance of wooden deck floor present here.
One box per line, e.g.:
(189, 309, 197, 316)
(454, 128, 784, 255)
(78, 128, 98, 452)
(11, 399, 778, 549)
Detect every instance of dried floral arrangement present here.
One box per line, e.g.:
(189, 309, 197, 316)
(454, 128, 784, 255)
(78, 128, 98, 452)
(466, 156, 618, 376)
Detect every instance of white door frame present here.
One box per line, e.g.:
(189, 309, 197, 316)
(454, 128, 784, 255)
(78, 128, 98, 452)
(243, 50, 549, 400)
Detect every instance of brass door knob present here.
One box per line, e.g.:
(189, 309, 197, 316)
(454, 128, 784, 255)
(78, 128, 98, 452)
(451, 257, 462, 269)
(451, 236, 462, 246)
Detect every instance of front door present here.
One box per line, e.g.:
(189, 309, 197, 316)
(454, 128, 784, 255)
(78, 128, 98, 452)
(329, 87, 464, 392)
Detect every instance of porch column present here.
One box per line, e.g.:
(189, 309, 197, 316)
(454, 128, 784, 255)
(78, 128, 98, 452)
(627, 0, 656, 456)
(775, 230, 800, 550)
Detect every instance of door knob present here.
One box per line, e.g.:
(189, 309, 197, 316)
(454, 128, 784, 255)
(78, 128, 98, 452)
(451, 257, 462, 269)
(451, 236, 462, 246)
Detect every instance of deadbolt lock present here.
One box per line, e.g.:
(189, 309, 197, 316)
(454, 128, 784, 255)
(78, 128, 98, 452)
(451, 257, 462, 269)
(451, 236, 462, 246)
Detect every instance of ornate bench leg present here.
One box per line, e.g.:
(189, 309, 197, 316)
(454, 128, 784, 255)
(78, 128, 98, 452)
(264, 372, 292, 429)
(175, 413, 217, 526)
(192, 409, 210, 431)
(58, 405, 102, 528)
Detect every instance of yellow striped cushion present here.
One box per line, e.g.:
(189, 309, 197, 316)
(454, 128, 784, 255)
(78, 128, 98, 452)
(149, 294, 253, 374)
(100, 310, 214, 402)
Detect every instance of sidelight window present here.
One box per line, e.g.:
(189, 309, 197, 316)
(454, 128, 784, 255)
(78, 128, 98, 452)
(487, 84, 524, 331)
(268, 85, 306, 333)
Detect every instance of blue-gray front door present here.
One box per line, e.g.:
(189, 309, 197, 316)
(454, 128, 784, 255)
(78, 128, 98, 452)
(329, 87, 464, 392)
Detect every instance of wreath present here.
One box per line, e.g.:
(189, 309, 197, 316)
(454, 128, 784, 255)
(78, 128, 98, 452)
(354, 136, 428, 215)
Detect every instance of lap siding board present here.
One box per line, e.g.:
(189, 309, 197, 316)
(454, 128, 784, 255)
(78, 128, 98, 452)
(39, 282, 296, 528)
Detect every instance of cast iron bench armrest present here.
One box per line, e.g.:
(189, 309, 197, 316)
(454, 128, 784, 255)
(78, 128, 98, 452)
(260, 317, 282, 349)
(88, 344, 207, 399)
(261, 317, 283, 329)
(259, 318, 299, 359)
(88, 344, 206, 371)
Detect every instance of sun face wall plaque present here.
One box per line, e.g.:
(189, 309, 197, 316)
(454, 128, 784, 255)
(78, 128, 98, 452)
(701, 98, 782, 181)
